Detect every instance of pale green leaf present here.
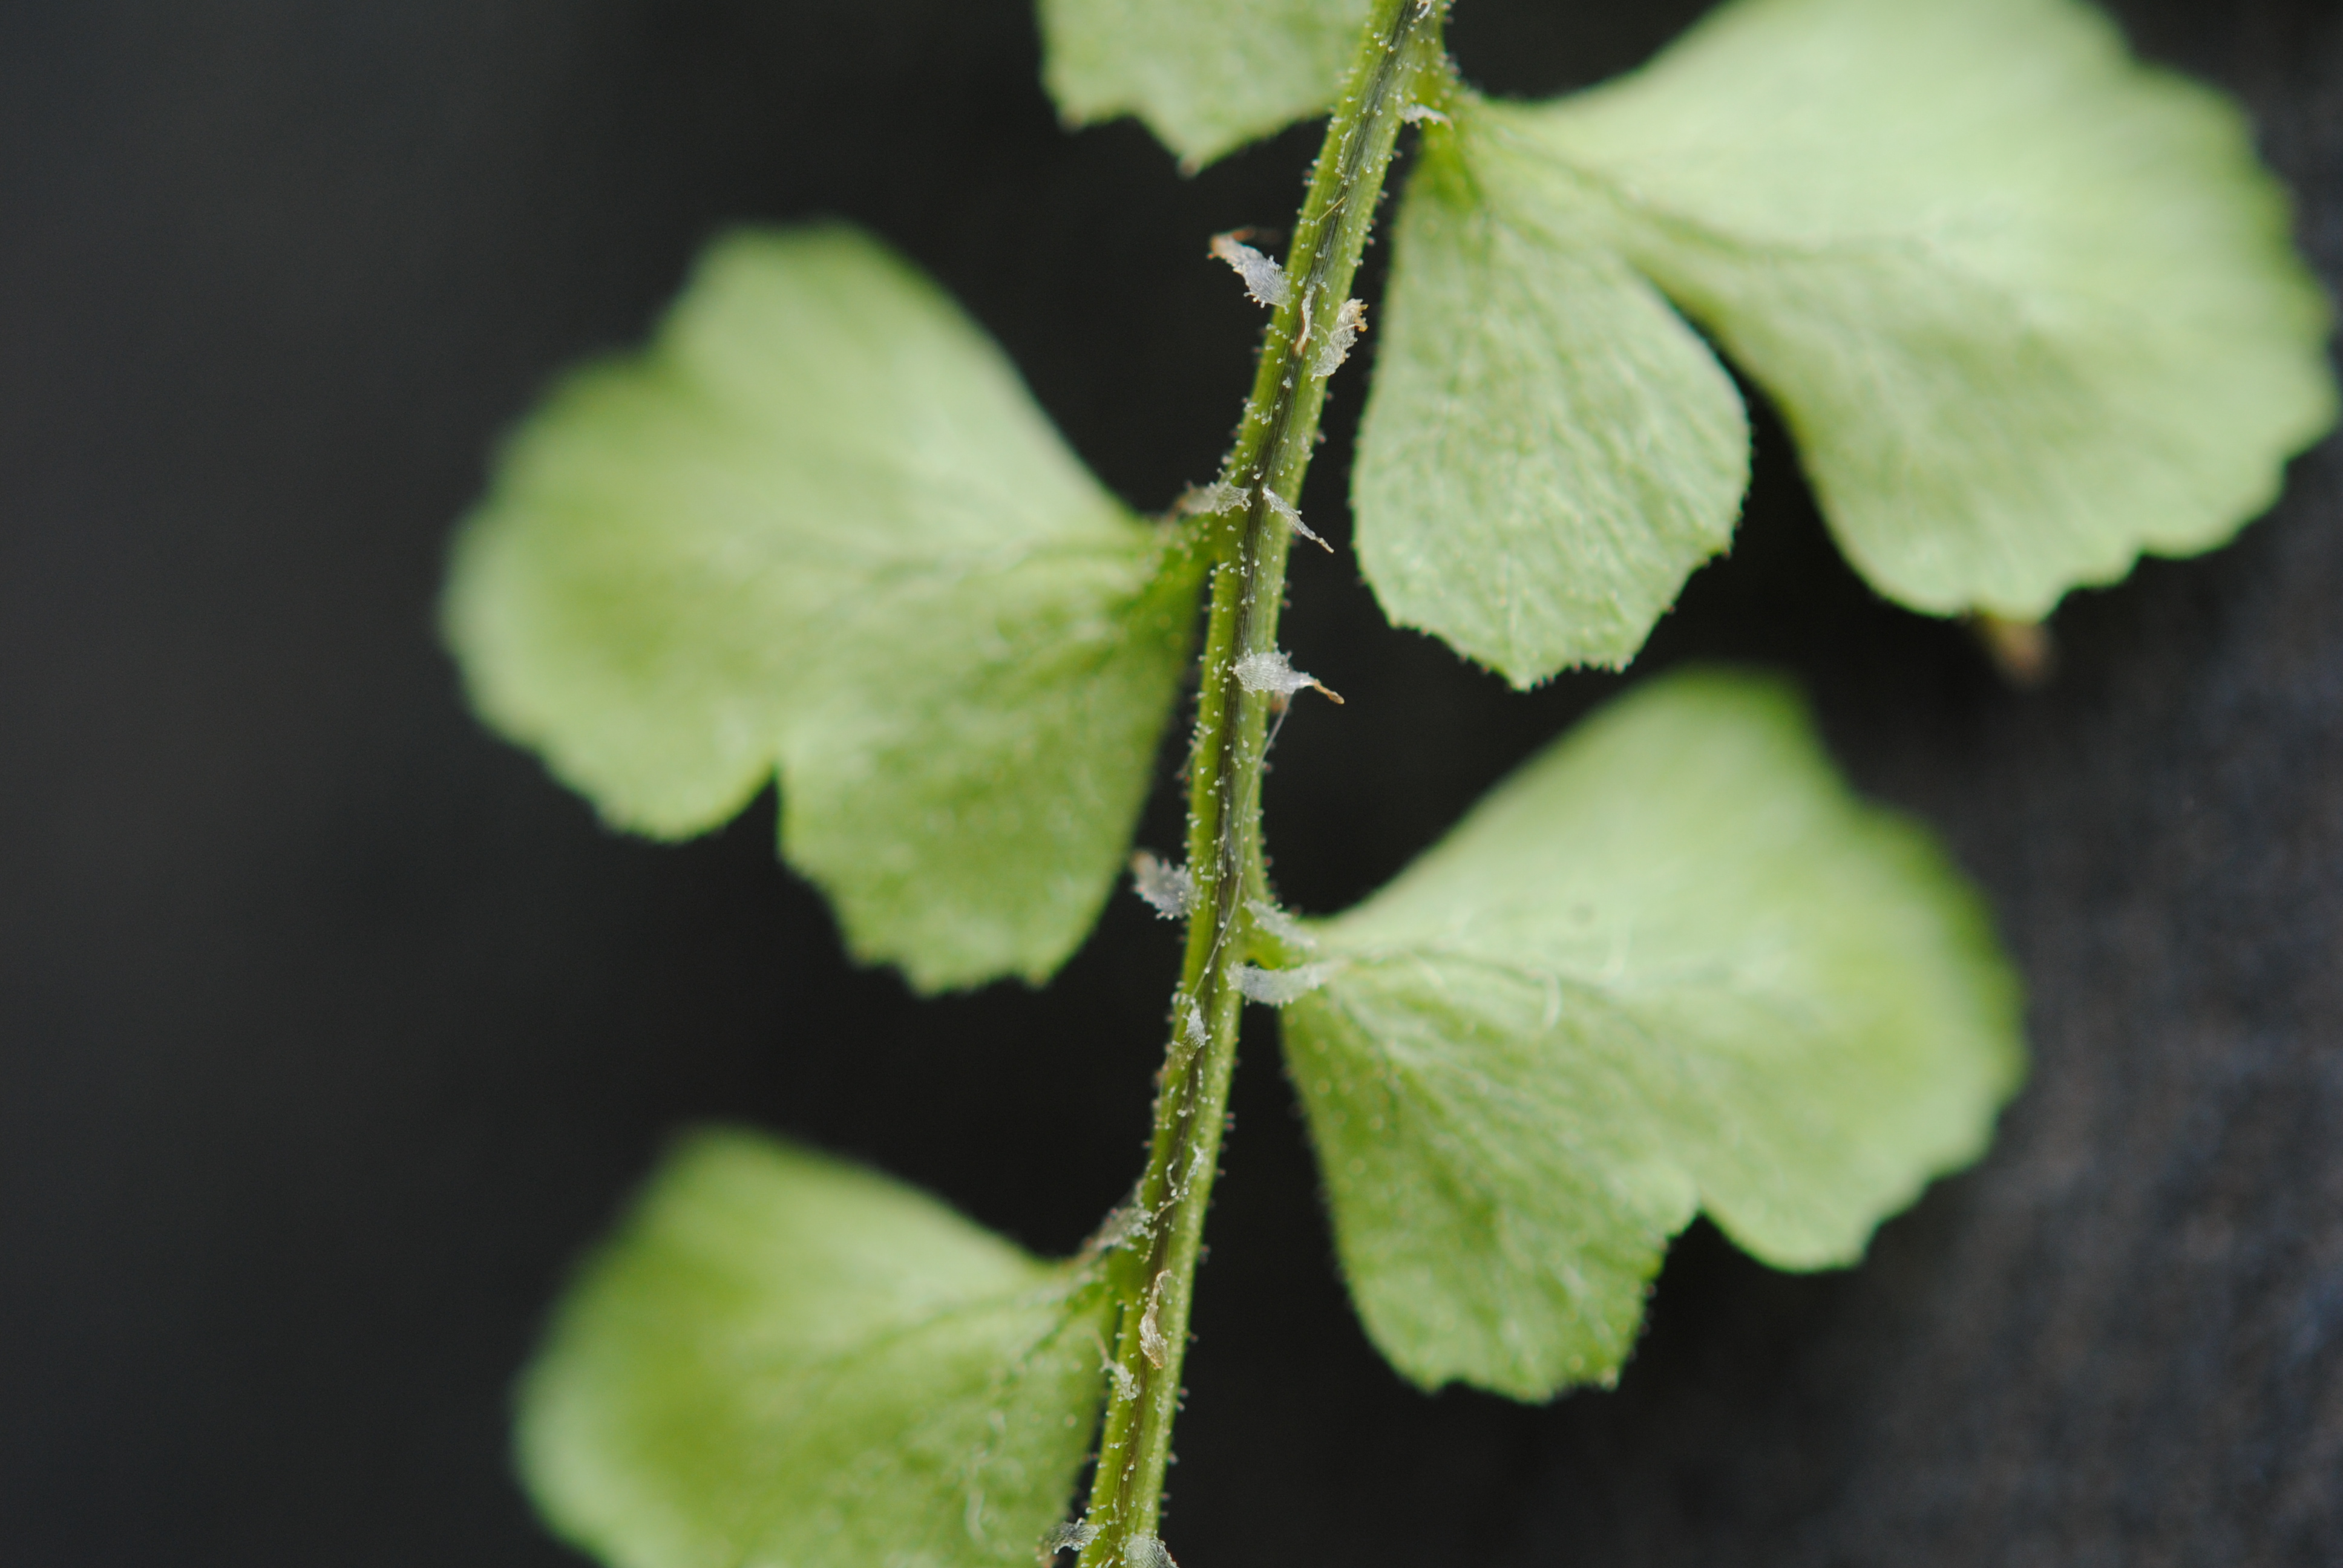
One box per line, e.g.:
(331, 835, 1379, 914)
(1036, 0, 1371, 168)
(518, 1130, 1110, 1568)
(1461, 0, 2335, 624)
(1278, 668, 2023, 1400)
(1353, 134, 1751, 683)
(443, 225, 1199, 993)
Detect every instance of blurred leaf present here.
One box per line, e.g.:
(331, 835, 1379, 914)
(1391, 0, 2333, 676)
(1279, 668, 2024, 1399)
(444, 225, 1198, 992)
(1354, 135, 1750, 683)
(1037, 0, 1372, 168)
(519, 1131, 1110, 1568)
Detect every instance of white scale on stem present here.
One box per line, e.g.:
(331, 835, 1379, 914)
(1208, 233, 1289, 309)
(1168, 1140, 1211, 1204)
(1040, 1520, 1099, 1564)
(1178, 479, 1329, 554)
(1247, 898, 1318, 950)
(1125, 1537, 1178, 1568)
(1138, 1270, 1172, 1368)
(1234, 648, 1342, 705)
(1260, 488, 1331, 552)
(1306, 296, 1368, 379)
(1173, 479, 1248, 518)
(1234, 962, 1337, 1006)
(1129, 851, 1194, 920)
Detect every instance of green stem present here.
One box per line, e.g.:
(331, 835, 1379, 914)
(1073, 5, 1450, 1564)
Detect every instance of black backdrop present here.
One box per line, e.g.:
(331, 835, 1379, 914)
(5, 1, 2341, 1563)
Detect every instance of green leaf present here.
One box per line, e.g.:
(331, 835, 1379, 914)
(518, 1130, 1110, 1568)
(443, 225, 1199, 993)
(1440, 0, 2334, 644)
(1353, 134, 1751, 683)
(1036, 0, 1371, 169)
(1277, 668, 2024, 1400)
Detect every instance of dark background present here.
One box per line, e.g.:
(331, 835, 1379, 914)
(5, 1, 2340, 1563)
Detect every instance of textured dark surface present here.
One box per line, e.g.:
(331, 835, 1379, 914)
(3, 1, 2338, 1564)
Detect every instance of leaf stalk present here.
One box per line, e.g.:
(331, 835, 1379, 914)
(1072, 4, 1450, 1564)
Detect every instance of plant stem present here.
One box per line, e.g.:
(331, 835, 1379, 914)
(1073, 4, 1450, 1563)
